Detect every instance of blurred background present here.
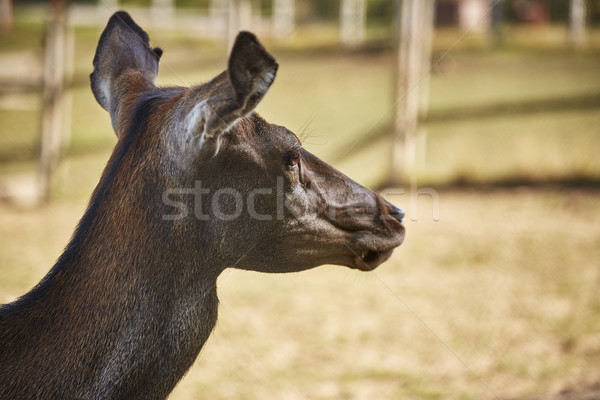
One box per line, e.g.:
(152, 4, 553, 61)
(0, 0, 599, 399)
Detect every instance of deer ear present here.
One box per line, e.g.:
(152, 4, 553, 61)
(228, 31, 278, 115)
(202, 32, 278, 140)
(90, 11, 161, 137)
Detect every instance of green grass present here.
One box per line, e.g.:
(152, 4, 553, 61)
(2, 21, 600, 186)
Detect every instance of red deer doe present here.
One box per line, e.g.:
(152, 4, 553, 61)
(0, 12, 404, 399)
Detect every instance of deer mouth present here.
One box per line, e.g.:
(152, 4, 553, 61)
(329, 200, 405, 271)
(347, 225, 405, 271)
(350, 248, 396, 271)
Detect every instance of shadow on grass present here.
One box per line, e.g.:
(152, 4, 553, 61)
(424, 174, 600, 191)
(333, 91, 600, 165)
(371, 172, 600, 193)
(425, 92, 600, 123)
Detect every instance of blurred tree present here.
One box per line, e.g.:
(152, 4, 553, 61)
(547, 0, 570, 21)
(490, 0, 505, 45)
(120, 0, 151, 6)
(176, 0, 211, 8)
(591, 0, 600, 25)
(366, 0, 394, 27)
(311, 0, 339, 20)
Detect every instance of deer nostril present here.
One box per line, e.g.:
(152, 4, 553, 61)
(389, 206, 405, 223)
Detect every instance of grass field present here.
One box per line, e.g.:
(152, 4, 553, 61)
(1, 13, 599, 400)
(172, 189, 600, 400)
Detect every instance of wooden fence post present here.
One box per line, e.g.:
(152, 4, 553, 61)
(0, 0, 13, 33)
(340, 0, 366, 47)
(151, 0, 174, 31)
(419, 0, 435, 120)
(273, 0, 294, 39)
(99, 0, 119, 22)
(569, 0, 586, 48)
(390, 0, 434, 186)
(38, 0, 68, 203)
(227, 0, 253, 50)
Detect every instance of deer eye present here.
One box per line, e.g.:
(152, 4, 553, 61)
(285, 149, 300, 168)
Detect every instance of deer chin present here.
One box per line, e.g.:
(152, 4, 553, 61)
(346, 226, 405, 271)
(350, 248, 396, 271)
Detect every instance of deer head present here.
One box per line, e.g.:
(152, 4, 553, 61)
(90, 12, 405, 276)
(0, 12, 407, 400)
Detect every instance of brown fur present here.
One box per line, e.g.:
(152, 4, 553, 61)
(0, 12, 404, 399)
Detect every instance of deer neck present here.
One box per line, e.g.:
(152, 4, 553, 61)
(57, 171, 221, 395)
(1, 135, 223, 398)
(54, 134, 224, 334)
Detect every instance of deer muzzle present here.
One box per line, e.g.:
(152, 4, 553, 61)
(328, 196, 405, 271)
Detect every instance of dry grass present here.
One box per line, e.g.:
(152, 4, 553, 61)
(168, 188, 600, 400)
(1, 188, 598, 399)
